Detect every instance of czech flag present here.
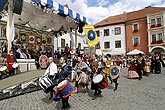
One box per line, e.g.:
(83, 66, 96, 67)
(83, 24, 99, 47)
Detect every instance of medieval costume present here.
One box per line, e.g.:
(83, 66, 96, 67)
(90, 55, 102, 97)
(127, 58, 139, 79)
(74, 57, 91, 93)
(6, 50, 17, 76)
(155, 54, 163, 74)
(136, 54, 145, 80)
(143, 57, 151, 76)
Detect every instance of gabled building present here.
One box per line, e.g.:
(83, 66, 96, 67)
(126, 6, 165, 54)
(94, 13, 127, 55)
(95, 6, 165, 55)
(147, 11, 165, 54)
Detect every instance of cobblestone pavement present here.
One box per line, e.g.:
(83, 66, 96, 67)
(0, 68, 165, 110)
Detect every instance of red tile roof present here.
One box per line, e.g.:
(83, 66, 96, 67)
(94, 6, 165, 28)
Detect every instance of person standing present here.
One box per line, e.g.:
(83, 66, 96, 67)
(90, 54, 102, 99)
(6, 50, 17, 76)
(56, 56, 73, 110)
(155, 53, 163, 74)
(64, 44, 70, 58)
(136, 54, 145, 80)
(44, 57, 57, 102)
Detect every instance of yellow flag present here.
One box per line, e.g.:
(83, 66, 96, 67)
(42, 36, 47, 46)
(83, 24, 99, 47)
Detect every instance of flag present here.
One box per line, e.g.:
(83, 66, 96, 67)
(83, 24, 99, 47)
(42, 36, 47, 46)
(68, 28, 74, 48)
(35, 36, 41, 45)
(11, 15, 15, 41)
(20, 33, 26, 42)
(29, 36, 35, 43)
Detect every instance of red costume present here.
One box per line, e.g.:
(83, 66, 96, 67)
(6, 54, 14, 69)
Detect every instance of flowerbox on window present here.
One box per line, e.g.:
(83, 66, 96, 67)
(156, 40, 163, 44)
(151, 41, 156, 44)
(133, 43, 138, 46)
(133, 29, 138, 32)
(156, 24, 161, 27)
(150, 25, 155, 28)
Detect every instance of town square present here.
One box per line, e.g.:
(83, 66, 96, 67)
(0, 0, 165, 110)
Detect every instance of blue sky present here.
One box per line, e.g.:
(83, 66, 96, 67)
(55, 0, 165, 23)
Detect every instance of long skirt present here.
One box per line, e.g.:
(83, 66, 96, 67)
(127, 70, 139, 79)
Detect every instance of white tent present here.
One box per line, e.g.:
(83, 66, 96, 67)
(127, 49, 144, 55)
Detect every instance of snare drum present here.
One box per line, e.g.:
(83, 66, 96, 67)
(39, 76, 54, 93)
(12, 63, 19, 69)
(0, 66, 9, 74)
(93, 74, 108, 89)
(57, 80, 74, 98)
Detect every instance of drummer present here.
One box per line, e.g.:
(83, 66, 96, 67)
(73, 56, 91, 93)
(44, 57, 58, 102)
(56, 56, 72, 109)
(90, 54, 102, 99)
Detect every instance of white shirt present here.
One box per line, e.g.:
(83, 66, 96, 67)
(45, 62, 57, 76)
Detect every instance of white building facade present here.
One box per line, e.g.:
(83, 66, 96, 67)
(95, 24, 126, 56)
(54, 31, 85, 52)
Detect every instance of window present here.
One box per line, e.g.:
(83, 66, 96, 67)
(133, 37, 139, 44)
(104, 29, 109, 36)
(133, 24, 138, 30)
(61, 39, 65, 48)
(104, 42, 110, 49)
(151, 33, 163, 44)
(157, 18, 162, 25)
(157, 33, 162, 41)
(115, 41, 121, 48)
(152, 34, 156, 42)
(151, 19, 156, 25)
(96, 30, 100, 37)
(95, 43, 100, 49)
(114, 27, 121, 35)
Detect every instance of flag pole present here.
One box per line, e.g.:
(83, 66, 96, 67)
(7, 0, 13, 54)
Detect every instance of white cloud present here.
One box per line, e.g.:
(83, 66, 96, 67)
(97, 0, 109, 6)
(54, 0, 165, 23)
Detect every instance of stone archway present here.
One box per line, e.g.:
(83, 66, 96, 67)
(151, 47, 165, 54)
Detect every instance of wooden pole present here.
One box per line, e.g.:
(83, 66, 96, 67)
(7, 0, 13, 54)
(75, 28, 77, 49)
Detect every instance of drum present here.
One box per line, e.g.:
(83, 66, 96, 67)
(57, 80, 74, 98)
(93, 74, 103, 83)
(39, 76, 54, 93)
(0, 66, 9, 74)
(12, 63, 19, 68)
(93, 74, 108, 89)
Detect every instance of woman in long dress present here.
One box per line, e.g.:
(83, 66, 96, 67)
(127, 56, 139, 79)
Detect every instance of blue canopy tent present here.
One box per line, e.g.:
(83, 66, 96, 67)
(1, 0, 87, 33)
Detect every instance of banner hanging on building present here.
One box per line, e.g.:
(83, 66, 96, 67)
(20, 33, 26, 42)
(36, 36, 41, 45)
(83, 24, 99, 47)
(42, 36, 47, 46)
(29, 36, 35, 43)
